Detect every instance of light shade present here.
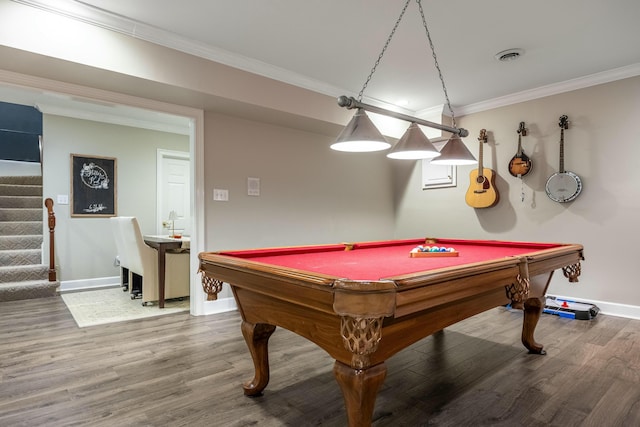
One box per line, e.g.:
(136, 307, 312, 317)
(386, 123, 441, 160)
(331, 108, 391, 152)
(168, 210, 178, 221)
(430, 136, 477, 165)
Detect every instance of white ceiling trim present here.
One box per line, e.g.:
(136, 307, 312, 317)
(457, 63, 640, 117)
(35, 102, 191, 135)
(11, 0, 640, 119)
(11, 0, 349, 98)
(0, 69, 197, 134)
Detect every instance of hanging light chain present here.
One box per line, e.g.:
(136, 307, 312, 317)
(417, 0, 457, 128)
(357, 0, 412, 102)
(354, 0, 460, 131)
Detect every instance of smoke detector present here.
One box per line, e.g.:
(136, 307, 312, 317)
(495, 48, 525, 62)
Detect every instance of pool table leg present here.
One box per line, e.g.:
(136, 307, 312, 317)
(333, 361, 387, 427)
(522, 296, 546, 355)
(241, 320, 276, 396)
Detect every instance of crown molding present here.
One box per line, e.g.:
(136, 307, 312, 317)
(35, 102, 191, 135)
(11, 0, 348, 100)
(5, 0, 461, 118)
(0, 69, 196, 134)
(12, 1, 640, 120)
(456, 63, 640, 116)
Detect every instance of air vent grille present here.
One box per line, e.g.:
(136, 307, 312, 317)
(495, 48, 525, 62)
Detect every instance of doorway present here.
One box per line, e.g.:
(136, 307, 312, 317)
(0, 71, 210, 315)
(157, 149, 190, 236)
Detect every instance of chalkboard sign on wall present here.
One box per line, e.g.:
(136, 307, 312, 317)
(71, 154, 117, 217)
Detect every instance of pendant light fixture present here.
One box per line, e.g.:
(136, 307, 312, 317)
(387, 123, 440, 159)
(332, 0, 477, 165)
(330, 108, 390, 152)
(430, 136, 477, 165)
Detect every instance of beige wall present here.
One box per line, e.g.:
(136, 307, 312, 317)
(42, 115, 189, 282)
(203, 112, 396, 250)
(394, 76, 640, 307)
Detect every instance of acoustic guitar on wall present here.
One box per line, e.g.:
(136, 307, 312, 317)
(508, 121, 532, 177)
(465, 129, 499, 208)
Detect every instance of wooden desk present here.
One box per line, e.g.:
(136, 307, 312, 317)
(143, 236, 184, 308)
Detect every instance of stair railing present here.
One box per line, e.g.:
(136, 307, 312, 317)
(44, 198, 57, 281)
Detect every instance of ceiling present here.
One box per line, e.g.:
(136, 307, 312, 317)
(4, 0, 640, 128)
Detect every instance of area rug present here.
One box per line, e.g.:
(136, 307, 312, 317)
(61, 287, 190, 328)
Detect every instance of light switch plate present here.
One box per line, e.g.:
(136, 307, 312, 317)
(213, 189, 229, 201)
(248, 177, 260, 196)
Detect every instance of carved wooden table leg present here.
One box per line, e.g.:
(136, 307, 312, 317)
(333, 361, 387, 427)
(332, 280, 396, 425)
(522, 296, 546, 355)
(241, 321, 276, 396)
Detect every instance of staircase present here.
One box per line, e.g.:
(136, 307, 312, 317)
(0, 175, 59, 301)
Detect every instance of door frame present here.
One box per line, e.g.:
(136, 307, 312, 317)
(156, 149, 190, 235)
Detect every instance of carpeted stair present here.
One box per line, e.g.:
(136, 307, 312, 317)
(0, 175, 59, 301)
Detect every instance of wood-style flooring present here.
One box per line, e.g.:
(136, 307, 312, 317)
(1, 296, 639, 426)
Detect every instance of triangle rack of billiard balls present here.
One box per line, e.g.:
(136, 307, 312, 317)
(410, 245, 459, 257)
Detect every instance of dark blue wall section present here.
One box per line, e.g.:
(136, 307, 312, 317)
(0, 101, 42, 163)
(0, 131, 41, 162)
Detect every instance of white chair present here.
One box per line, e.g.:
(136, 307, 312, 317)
(110, 217, 131, 292)
(117, 216, 190, 304)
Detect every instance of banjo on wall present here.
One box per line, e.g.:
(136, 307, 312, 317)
(545, 115, 582, 203)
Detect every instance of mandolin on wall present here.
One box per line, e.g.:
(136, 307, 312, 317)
(508, 121, 532, 178)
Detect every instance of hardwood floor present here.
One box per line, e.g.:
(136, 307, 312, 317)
(1, 296, 638, 426)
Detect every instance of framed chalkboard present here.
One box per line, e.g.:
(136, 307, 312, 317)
(70, 154, 117, 217)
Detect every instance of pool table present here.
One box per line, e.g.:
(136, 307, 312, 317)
(198, 238, 584, 426)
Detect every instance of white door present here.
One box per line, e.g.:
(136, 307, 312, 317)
(157, 150, 190, 236)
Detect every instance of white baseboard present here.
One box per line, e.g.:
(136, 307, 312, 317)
(59, 276, 121, 293)
(202, 296, 238, 315)
(548, 294, 640, 320)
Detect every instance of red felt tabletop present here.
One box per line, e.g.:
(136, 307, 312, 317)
(219, 238, 562, 281)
